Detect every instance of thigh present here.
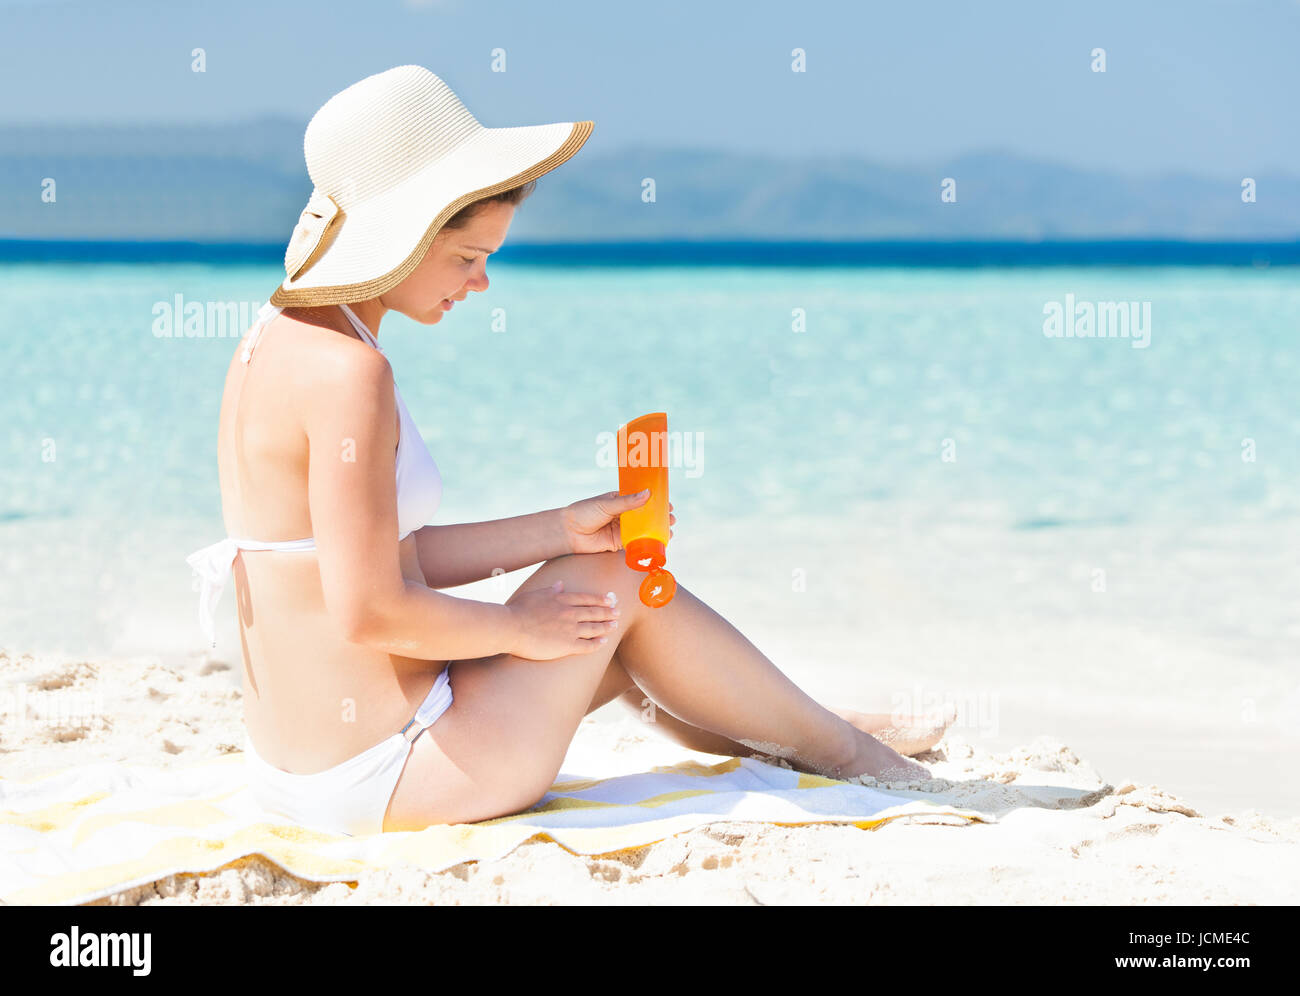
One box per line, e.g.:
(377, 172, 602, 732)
(383, 551, 645, 830)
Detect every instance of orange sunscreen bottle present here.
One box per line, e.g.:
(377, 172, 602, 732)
(617, 411, 677, 608)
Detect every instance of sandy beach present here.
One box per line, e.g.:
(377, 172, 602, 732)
(2, 646, 1296, 906)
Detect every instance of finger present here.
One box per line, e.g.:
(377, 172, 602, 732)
(573, 604, 619, 622)
(559, 590, 619, 607)
(622, 489, 651, 503)
(576, 619, 617, 638)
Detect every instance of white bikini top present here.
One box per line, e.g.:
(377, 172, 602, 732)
(185, 302, 442, 646)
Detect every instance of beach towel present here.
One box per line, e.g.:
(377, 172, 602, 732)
(0, 752, 996, 905)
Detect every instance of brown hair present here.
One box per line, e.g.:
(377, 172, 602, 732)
(439, 179, 537, 233)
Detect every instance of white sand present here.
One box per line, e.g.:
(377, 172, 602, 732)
(2, 648, 1297, 905)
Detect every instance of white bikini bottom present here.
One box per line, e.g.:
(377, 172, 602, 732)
(243, 665, 454, 837)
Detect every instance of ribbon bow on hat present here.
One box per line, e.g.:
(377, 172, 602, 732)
(284, 189, 342, 281)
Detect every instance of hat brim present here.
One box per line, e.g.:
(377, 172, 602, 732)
(269, 118, 593, 307)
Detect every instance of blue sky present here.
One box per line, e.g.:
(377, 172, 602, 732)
(1, 0, 1296, 176)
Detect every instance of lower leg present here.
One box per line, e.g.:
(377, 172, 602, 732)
(613, 582, 929, 781)
(609, 670, 954, 760)
(591, 652, 761, 758)
(613, 685, 765, 758)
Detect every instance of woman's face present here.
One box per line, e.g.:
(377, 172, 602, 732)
(385, 200, 517, 324)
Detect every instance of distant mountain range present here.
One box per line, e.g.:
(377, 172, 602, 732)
(2, 118, 1297, 242)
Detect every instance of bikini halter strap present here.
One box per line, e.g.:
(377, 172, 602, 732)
(240, 302, 284, 364)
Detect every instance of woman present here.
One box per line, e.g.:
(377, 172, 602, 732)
(187, 65, 946, 837)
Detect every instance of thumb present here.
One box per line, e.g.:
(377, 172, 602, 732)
(625, 488, 651, 502)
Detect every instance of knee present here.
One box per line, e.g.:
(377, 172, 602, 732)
(548, 548, 623, 571)
(548, 549, 635, 595)
(515, 550, 649, 624)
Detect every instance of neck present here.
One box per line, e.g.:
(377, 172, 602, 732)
(343, 298, 387, 342)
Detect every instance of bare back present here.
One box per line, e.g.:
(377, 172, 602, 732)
(216, 309, 444, 773)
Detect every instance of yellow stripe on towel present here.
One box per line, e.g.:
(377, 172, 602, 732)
(1, 792, 111, 832)
(74, 789, 246, 847)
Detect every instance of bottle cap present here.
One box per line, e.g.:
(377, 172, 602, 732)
(640, 567, 676, 608)
(624, 536, 665, 572)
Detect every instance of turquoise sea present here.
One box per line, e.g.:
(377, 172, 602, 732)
(2, 258, 1298, 813)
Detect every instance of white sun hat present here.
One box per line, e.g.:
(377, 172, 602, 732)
(268, 64, 594, 307)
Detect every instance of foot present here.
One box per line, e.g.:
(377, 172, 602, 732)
(839, 731, 934, 785)
(834, 703, 957, 757)
(735, 721, 934, 785)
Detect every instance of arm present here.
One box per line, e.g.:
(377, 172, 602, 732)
(413, 511, 570, 589)
(305, 346, 520, 660)
(417, 492, 680, 588)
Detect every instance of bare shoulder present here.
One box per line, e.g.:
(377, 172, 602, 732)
(269, 314, 395, 442)
(269, 310, 394, 404)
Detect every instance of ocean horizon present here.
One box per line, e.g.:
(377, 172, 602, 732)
(2, 237, 1299, 267)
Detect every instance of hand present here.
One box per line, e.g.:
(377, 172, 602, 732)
(561, 491, 675, 555)
(505, 579, 621, 661)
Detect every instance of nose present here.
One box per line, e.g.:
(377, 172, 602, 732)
(463, 261, 490, 296)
